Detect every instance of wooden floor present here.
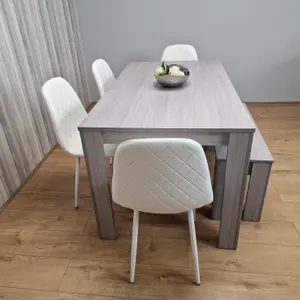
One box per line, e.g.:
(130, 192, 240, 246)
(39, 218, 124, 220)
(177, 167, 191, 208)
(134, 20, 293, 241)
(1, 103, 300, 299)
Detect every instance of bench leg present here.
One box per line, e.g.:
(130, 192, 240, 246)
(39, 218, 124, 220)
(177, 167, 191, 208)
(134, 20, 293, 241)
(242, 163, 272, 222)
(212, 159, 226, 220)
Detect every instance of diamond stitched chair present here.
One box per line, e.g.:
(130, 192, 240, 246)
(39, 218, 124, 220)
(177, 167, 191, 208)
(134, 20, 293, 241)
(112, 138, 213, 285)
(42, 77, 117, 208)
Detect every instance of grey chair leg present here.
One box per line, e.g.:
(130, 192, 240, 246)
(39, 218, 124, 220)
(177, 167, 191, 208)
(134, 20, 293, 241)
(211, 159, 226, 220)
(242, 163, 272, 222)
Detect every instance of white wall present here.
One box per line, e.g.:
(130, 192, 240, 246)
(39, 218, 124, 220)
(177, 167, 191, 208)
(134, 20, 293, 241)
(76, 0, 300, 102)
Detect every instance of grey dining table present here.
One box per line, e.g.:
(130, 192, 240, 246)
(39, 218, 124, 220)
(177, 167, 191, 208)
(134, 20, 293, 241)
(78, 61, 256, 249)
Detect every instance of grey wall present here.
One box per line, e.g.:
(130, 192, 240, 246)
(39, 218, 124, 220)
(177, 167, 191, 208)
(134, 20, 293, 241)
(0, 0, 89, 206)
(76, 0, 300, 102)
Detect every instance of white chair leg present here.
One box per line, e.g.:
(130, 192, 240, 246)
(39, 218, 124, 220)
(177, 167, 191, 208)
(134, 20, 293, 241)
(109, 157, 113, 165)
(188, 209, 200, 285)
(74, 156, 80, 209)
(130, 210, 139, 283)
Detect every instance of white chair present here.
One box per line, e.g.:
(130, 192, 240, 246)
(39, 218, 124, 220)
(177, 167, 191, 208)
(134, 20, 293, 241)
(42, 77, 117, 208)
(112, 138, 213, 285)
(92, 58, 115, 99)
(92, 59, 116, 165)
(161, 44, 198, 61)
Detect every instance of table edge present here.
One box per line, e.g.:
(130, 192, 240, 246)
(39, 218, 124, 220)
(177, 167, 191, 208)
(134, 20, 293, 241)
(78, 127, 256, 133)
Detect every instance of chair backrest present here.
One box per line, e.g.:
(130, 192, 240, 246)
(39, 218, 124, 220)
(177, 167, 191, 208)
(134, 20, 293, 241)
(92, 59, 115, 98)
(161, 44, 198, 61)
(41, 77, 87, 154)
(112, 138, 213, 214)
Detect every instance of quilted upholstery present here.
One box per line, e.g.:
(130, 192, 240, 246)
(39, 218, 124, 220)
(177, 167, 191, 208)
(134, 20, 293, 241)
(112, 138, 213, 214)
(92, 59, 115, 99)
(161, 44, 198, 61)
(42, 77, 117, 157)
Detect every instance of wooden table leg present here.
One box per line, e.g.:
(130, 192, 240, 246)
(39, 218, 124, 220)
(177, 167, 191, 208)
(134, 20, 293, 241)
(218, 132, 253, 249)
(80, 130, 116, 239)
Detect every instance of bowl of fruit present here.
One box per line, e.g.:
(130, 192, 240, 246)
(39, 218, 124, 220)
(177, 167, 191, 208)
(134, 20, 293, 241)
(155, 61, 190, 88)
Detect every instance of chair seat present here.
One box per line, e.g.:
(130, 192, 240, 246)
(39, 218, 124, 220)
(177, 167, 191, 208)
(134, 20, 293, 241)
(65, 130, 117, 157)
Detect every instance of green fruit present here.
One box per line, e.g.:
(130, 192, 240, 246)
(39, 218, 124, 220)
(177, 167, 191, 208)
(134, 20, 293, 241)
(165, 64, 170, 75)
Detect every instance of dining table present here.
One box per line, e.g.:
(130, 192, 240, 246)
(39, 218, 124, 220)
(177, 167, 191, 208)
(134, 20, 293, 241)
(78, 61, 256, 249)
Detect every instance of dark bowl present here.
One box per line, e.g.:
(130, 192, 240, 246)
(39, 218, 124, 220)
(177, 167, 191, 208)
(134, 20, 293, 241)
(155, 74, 190, 88)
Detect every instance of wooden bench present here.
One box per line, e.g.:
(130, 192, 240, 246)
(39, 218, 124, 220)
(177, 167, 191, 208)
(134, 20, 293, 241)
(212, 104, 273, 222)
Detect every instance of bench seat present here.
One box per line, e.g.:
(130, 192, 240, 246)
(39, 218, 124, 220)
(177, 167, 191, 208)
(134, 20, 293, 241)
(212, 104, 273, 222)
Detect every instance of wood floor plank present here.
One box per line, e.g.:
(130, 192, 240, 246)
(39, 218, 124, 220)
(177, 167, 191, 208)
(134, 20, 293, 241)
(6, 193, 93, 211)
(271, 172, 300, 202)
(259, 129, 300, 142)
(192, 242, 300, 277)
(272, 158, 300, 173)
(279, 203, 300, 222)
(248, 103, 300, 119)
(194, 219, 300, 247)
(252, 118, 300, 130)
(0, 229, 21, 254)
(3, 229, 188, 267)
(256, 182, 286, 222)
(0, 254, 69, 291)
(17, 148, 91, 197)
(84, 215, 189, 239)
(238, 221, 300, 246)
(259, 186, 300, 223)
(0, 287, 127, 300)
(0, 210, 90, 232)
(59, 260, 300, 299)
(293, 223, 300, 236)
(85, 210, 198, 239)
(18, 168, 91, 197)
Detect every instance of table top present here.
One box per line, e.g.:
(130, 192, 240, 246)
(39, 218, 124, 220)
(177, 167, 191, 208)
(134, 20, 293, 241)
(79, 61, 255, 133)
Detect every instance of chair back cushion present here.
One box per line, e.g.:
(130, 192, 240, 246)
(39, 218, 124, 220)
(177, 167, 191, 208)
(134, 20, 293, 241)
(112, 138, 213, 214)
(161, 44, 198, 61)
(42, 77, 87, 154)
(92, 59, 115, 98)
